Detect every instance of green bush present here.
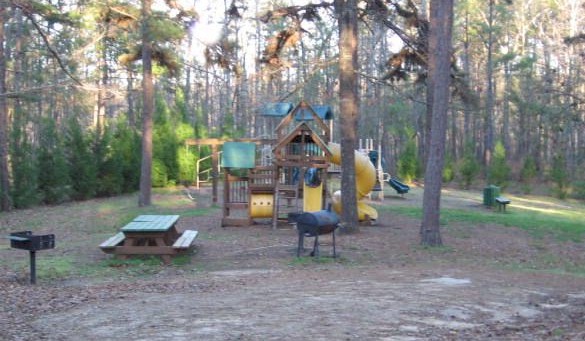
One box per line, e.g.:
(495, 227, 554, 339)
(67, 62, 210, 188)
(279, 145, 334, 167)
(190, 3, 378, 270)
(152, 158, 168, 187)
(64, 118, 97, 200)
(550, 154, 569, 199)
(520, 156, 537, 194)
(488, 141, 511, 191)
(571, 181, 585, 200)
(176, 123, 197, 185)
(110, 121, 141, 193)
(10, 119, 41, 208)
(37, 118, 72, 204)
(458, 147, 480, 190)
(442, 153, 455, 183)
(397, 138, 419, 183)
(94, 126, 124, 197)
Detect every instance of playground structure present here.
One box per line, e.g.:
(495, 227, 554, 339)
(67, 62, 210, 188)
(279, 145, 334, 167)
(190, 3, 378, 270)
(186, 100, 384, 228)
(357, 138, 410, 198)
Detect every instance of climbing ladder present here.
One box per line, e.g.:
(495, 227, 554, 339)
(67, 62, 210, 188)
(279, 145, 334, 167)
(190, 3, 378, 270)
(272, 168, 302, 229)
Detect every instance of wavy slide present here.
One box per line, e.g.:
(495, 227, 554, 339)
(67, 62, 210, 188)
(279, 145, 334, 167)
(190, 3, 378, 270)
(328, 143, 378, 221)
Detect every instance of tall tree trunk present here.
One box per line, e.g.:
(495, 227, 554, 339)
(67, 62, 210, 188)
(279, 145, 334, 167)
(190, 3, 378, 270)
(420, 0, 454, 246)
(138, 0, 154, 207)
(0, 7, 11, 211)
(462, 11, 472, 153)
(484, 0, 495, 171)
(335, 0, 359, 231)
(127, 67, 136, 127)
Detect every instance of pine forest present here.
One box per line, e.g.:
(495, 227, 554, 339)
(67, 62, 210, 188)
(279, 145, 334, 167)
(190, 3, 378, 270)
(0, 0, 584, 212)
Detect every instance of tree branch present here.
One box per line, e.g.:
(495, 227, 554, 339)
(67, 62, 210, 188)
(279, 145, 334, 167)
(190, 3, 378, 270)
(17, 5, 84, 86)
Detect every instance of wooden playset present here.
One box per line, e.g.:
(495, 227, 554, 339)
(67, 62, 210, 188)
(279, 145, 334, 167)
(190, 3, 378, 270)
(187, 100, 383, 228)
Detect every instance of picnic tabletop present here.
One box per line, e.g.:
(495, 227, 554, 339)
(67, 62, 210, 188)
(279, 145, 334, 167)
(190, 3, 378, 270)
(121, 215, 180, 233)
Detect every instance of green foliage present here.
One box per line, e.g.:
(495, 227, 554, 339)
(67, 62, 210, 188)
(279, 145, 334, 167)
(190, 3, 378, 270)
(520, 156, 537, 194)
(193, 105, 208, 139)
(175, 123, 197, 185)
(442, 153, 455, 183)
(177, 146, 196, 185)
(64, 118, 97, 200)
(550, 154, 569, 199)
(397, 138, 419, 183)
(571, 181, 585, 200)
(152, 158, 169, 187)
(111, 121, 141, 193)
(153, 94, 179, 182)
(94, 126, 124, 197)
(488, 141, 511, 191)
(458, 144, 480, 189)
(10, 117, 41, 208)
(37, 118, 72, 204)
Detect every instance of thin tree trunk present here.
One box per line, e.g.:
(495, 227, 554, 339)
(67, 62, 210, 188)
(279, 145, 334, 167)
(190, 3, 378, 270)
(420, 0, 454, 246)
(0, 7, 11, 211)
(484, 0, 495, 171)
(336, 0, 359, 232)
(138, 0, 154, 207)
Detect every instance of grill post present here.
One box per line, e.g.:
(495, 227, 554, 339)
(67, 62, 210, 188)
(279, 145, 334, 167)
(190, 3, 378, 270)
(29, 250, 37, 285)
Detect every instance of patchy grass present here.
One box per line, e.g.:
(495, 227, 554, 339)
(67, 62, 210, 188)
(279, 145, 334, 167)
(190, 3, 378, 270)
(1, 189, 216, 281)
(288, 255, 342, 266)
(380, 204, 585, 242)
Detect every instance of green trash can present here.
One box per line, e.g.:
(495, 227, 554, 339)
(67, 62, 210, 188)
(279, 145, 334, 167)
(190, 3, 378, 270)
(483, 185, 500, 207)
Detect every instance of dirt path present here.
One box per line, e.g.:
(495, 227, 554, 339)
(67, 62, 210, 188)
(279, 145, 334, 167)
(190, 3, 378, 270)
(26, 266, 585, 340)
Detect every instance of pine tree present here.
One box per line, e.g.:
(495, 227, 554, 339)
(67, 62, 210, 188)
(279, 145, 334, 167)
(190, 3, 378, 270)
(64, 118, 97, 200)
(488, 141, 511, 191)
(37, 118, 72, 204)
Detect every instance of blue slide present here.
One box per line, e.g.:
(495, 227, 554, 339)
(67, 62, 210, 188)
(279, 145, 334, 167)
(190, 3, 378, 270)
(388, 178, 410, 195)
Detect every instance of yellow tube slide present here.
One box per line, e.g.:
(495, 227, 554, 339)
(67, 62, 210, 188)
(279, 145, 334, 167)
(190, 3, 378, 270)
(328, 143, 378, 221)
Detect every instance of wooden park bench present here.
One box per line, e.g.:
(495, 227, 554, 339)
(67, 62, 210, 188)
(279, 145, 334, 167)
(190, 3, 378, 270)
(495, 196, 511, 212)
(99, 215, 198, 264)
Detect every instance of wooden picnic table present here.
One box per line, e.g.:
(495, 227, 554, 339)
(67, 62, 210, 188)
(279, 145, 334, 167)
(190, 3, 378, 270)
(100, 215, 198, 264)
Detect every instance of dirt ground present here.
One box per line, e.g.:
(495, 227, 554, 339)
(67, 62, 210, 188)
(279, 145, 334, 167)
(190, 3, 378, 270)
(1, 187, 585, 340)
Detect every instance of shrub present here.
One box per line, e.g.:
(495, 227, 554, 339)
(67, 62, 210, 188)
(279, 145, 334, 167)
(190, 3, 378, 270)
(488, 141, 511, 191)
(10, 120, 41, 208)
(520, 156, 537, 194)
(64, 118, 97, 200)
(152, 159, 168, 187)
(550, 154, 569, 199)
(94, 126, 124, 197)
(442, 153, 455, 183)
(397, 138, 419, 183)
(458, 149, 480, 189)
(110, 121, 141, 193)
(37, 118, 71, 204)
(571, 181, 585, 200)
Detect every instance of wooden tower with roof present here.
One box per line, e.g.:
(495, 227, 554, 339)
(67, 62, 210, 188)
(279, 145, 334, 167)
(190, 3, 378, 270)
(271, 101, 332, 229)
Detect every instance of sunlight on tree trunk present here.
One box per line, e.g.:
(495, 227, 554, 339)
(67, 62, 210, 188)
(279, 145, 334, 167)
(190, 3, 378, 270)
(138, 0, 154, 207)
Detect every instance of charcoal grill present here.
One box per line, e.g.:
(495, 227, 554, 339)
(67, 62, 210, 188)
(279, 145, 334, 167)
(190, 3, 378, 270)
(294, 209, 339, 257)
(7, 231, 55, 284)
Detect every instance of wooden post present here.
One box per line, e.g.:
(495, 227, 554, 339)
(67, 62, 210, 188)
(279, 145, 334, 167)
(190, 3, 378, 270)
(211, 144, 219, 203)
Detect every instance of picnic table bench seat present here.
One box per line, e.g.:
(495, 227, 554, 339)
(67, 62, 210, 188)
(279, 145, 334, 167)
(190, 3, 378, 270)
(173, 230, 199, 249)
(99, 232, 126, 253)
